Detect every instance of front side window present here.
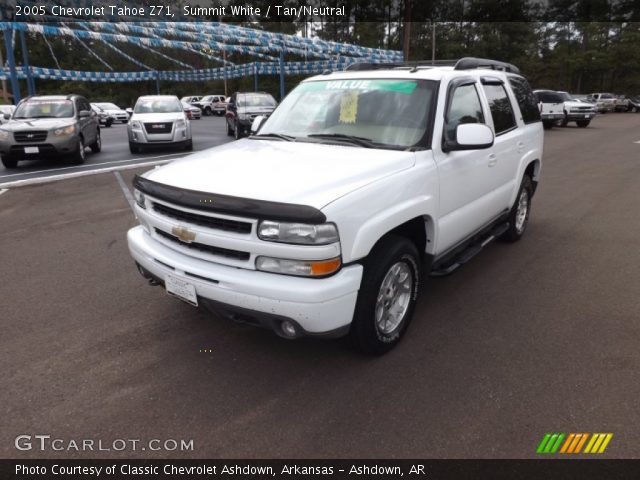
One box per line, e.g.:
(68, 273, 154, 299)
(260, 79, 436, 149)
(482, 84, 517, 134)
(445, 83, 485, 142)
(14, 99, 74, 119)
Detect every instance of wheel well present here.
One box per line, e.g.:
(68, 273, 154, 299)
(524, 160, 540, 195)
(386, 217, 430, 258)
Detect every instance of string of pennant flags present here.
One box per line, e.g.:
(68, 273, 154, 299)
(0, 59, 360, 83)
(0, 18, 401, 101)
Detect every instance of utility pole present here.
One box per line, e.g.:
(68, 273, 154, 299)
(402, 0, 412, 61)
(0, 44, 8, 104)
(431, 22, 436, 64)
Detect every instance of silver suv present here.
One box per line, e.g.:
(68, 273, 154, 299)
(127, 95, 192, 153)
(0, 95, 101, 169)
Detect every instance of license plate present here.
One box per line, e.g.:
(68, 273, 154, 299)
(584, 114, 590, 118)
(24, 146, 39, 154)
(165, 274, 198, 306)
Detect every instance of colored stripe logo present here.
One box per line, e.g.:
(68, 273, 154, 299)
(537, 433, 613, 454)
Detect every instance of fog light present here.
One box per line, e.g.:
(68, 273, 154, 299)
(280, 320, 297, 338)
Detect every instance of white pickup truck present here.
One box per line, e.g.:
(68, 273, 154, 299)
(128, 57, 543, 355)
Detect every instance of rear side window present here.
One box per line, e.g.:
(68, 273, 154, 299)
(508, 77, 541, 124)
(482, 84, 516, 134)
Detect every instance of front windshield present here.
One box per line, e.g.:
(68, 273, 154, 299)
(134, 98, 182, 114)
(259, 79, 435, 148)
(237, 94, 276, 108)
(558, 92, 573, 101)
(96, 103, 120, 110)
(14, 99, 74, 119)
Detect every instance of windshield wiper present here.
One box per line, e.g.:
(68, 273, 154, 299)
(306, 133, 379, 148)
(251, 132, 295, 142)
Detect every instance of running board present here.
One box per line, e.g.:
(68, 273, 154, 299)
(430, 222, 510, 277)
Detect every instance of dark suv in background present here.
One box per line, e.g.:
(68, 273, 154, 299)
(225, 92, 277, 139)
(0, 94, 101, 168)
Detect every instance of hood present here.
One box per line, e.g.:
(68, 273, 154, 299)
(130, 112, 185, 122)
(103, 108, 126, 114)
(0, 118, 76, 131)
(143, 139, 416, 210)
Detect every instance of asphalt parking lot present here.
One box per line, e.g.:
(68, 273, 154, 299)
(2, 113, 640, 459)
(0, 116, 232, 187)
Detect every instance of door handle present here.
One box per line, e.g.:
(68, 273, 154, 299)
(488, 153, 497, 167)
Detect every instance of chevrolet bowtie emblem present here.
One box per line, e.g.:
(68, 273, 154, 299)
(172, 226, 196, 243)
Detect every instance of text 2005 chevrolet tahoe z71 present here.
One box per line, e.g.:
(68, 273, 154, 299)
(127, 57, 543, 355)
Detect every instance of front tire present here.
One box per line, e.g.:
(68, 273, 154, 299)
(542, 121, 553, 130)
(71, 137, 86, 164)
(233, 120, 242, 140)
(226, 120, 234, 137)
(184, 139, 193, 151)
(501, 175, 533, 242)
(350, 235, 421, 355)
(576, 120, 590, 128)
(204, 107, 212, 116)
(129, 142, 141, 154)
(1, 155, 17, 169)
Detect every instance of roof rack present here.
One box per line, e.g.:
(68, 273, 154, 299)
(345, 57, 520, 74)
(454, 57, 520, 74)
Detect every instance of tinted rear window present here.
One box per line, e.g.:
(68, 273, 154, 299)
(508, 77, 541, 124)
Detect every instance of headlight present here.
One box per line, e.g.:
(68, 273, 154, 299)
(256, 256, 341, 277)
(53, 125, 76, 136)
(176, 119, 186, 128)
(133, 189, 146, 209)
(130, 120, 142, 130)
(258, 221, 339, 245)
(0, 129, 9, 141)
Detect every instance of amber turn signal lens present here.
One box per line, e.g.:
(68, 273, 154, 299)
(309, 257, 342, 276)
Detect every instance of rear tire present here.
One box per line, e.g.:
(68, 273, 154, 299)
(1, 155, 17, 169)
(350, 235, 421, 355)
(90, 130, 101, 153)
(501, 175, 533, 242)
(576, 120, 590, 128)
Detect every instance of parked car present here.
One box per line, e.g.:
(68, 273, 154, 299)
(586, 93, 616, 113)
(194, 94, 227, 116)
(180, 96, 202, 105)
(127, 95, 192, 153)
(181, 101, 202, 120)
(533, 90, 565, 129)
(555, 91, 596, 127)
(0, 94, 101, 168)
(614, 95, 630, 112)
(91, 103, 114, 127)
(226, 92, 277, 139)
(127, 57, 543, 354)
(628, 96, 640, 112)
(94, 102, 129, 123)
(0, 105, 16, 125)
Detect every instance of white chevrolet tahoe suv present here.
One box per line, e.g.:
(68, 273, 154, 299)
(127, 57, 543, 355)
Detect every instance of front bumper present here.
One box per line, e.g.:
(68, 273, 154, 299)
(540, 113, 564, 121)
(566, 111, 595, 120)
(0, 135, 78, 157)
(127, 226, 362, 337)
(128, 123, 190, 145)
